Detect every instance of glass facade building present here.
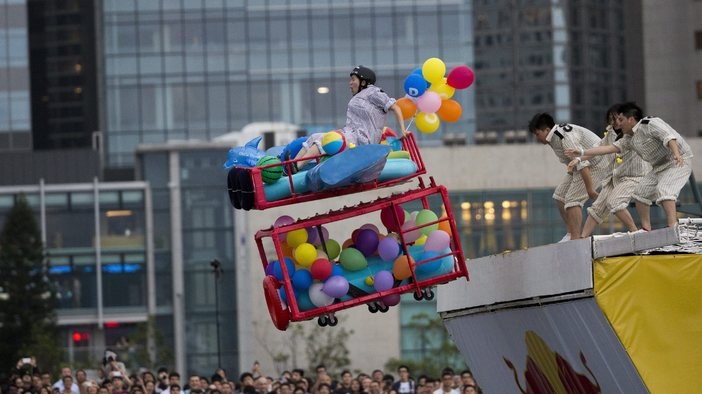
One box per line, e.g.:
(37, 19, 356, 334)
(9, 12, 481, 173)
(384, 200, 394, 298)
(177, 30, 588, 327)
(0, 0, 32, 150)
(101, 0, 475, 169)
(473, 0, 629, 136)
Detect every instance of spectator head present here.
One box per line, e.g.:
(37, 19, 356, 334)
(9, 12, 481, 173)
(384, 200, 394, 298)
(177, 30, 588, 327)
(211, 374, 223, 384)
(369, 381, 382, 394)
(169, 384, 181, 394)
(142, 372, 156, 384)
(168, 373, 181, 385)
(279, 382, 291, 394)
(441, 371, 454, 390)
(75, 371, 87, 384)
(292, 388, 305, 394)
(340, 370, 352, 384)
(290, 369, 304, 382)
(221, 382, 233, 394)
(60, 368, 73, 378)
(239, 373, 254, 387)
(371, 370, 383, 382)
(462, 385, 477, 394)
(315, 365, 326, 375)
(317, 383, 331, 394)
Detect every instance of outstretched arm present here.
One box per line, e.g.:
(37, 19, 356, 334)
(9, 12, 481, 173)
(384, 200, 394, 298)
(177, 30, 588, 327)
(565, 144, 620, 159)
(389, 103, 408, 137)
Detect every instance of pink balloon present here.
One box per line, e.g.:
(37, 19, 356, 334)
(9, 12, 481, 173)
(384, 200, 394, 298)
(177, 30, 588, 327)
(447, 65, 475, 89)
(401, 219, 422, 243)
(416, 91, 442, 113)
(274, 215, 295, 241)
(424, 230, 451, 253)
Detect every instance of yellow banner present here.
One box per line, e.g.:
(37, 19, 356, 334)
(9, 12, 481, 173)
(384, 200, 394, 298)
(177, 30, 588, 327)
(594, 254, 702, 393)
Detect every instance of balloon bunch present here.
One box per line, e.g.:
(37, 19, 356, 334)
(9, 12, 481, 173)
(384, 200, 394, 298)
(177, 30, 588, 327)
(398, 57, 475, 134)
(267, 206, 455, 312)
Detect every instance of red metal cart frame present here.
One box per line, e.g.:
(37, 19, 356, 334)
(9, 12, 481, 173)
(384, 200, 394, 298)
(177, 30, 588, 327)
(255, 178, 468, 331)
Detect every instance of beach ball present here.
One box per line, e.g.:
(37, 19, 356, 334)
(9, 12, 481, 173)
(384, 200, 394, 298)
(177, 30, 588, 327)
(256, 155, 283, 184)
(321, 130, 346, 155)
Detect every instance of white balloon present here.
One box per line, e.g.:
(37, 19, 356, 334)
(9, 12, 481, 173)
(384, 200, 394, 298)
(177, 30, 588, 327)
(308, 282, 334, 308)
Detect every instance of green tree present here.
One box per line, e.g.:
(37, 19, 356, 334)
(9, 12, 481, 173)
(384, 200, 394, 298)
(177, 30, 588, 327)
(384, 312, 466, 378)
(0, 195, 62, 379)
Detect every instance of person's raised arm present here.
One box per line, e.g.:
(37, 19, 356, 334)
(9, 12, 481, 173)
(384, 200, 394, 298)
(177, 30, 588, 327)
(389, 103, 408, 137)
(668, 139, 684, 167)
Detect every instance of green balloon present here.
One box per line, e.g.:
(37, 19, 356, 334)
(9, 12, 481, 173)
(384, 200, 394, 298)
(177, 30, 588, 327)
(339, 247, 368, 271)
(415, 209, 439, 236)
(320, 239, 341, 260)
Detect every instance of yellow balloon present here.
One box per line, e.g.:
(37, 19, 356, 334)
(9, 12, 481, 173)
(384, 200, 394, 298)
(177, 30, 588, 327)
(422, 57, 446, 84)
(286, 228, 308, 248)
(294, 243, 317, 267)
(415, 112, 441, 134)
(428, 82, 455, 100)
(415, 234, 427, 245)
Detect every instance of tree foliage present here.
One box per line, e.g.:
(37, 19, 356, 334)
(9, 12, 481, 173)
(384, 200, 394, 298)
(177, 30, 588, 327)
(384, 312, 466, 378)
(0, 195, 61, 379)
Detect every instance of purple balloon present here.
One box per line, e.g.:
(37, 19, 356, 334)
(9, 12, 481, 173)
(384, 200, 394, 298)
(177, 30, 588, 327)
(265, 262, 275, 276)
(322, 275, 349, 298)
(355, 229, 379, 257)
(373, 270, 395, 292)
(424, 230, 451, 253)
(378, 237, 400, 262)
(382, 293, 401, 306)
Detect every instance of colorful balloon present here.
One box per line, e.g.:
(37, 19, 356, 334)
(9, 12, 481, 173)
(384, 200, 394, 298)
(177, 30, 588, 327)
(373, 270, 395, 292)
(436, 99, 462, 123)
(381, 205, 406, 233)
(319, 239, 341, 260)
(272, 258, 295, 281)
(274, 215, 295, 241)
(294, 243, 317, 267)
(286, 228, 308, 248)
(355, 229, 379, 257)
(322, 275, 349, 298)
(415, 250, 443, 275)
(424, 230, 451, 253)
(382, 293, 401, 306)
(308, 283, 334, 307)
(447, 65, 475, 89)
(339, 247, 368, 271)
(422, 57, 446, 84)
(415, 112, 441, 134)
(415, 209, 439, 236)
(401, 219, 422, 243)
(404, 74, 428, 97)
(396, 97, 417, 120)
(292, 269, 313, 290)
(428, 81, 455, 100)
(416, 91, 442, 113)
(310, 258, 333, 281)
(392, 255, 415, 280)
(378, 237, 401, 262)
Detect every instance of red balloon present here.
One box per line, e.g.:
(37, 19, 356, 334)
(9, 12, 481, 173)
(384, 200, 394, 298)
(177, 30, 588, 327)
(446, 65, 475, 89)
(381, 205, 405, 233)
(310, 258, 332, 281)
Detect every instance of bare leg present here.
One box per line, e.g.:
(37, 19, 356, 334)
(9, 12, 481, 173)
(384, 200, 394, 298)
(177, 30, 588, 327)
(292, 144, 321, 169)
(613, 209, 638, 232)
(556, 200, 567, 227)
(660, 200, 678, 227)
(566, 206, 583, 240)
(580, 215, 598, 238)
(635, 201, 651, 231)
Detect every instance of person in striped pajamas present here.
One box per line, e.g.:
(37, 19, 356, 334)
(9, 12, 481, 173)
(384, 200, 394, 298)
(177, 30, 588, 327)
(529, 113, 609, 242)
(566, 102, 693, 230)
(568, 104, 651, 237)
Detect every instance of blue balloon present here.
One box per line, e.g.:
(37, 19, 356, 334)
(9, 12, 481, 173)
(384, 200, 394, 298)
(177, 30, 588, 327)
(415, 250, 442, 275)
(294, 288, 316, 311)
(330, 264, 345, 277)
(404, 74, 428, 98)
(223, 136, 265, 169)
(273, 257, 296, 281)
(412, 67, 423, 76)
(292, 269, 313, 290)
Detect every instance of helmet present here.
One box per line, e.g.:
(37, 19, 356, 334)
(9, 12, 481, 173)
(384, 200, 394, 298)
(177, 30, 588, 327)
(350, 65, 376, 85)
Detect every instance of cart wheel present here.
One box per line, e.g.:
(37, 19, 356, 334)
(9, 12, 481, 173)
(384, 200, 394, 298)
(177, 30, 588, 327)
(317, 316, 328, 327)
(263, 275, 291, 331)
(328, 315, 338, 326)
(423, 288, 435, 301)
(413, 290, 424, 301)
(368, 303, 378, 313)
(378, 302, 389, 313)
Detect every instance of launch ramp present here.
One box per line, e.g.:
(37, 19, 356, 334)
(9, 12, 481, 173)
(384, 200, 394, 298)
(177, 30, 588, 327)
(437, 225, 702, 393)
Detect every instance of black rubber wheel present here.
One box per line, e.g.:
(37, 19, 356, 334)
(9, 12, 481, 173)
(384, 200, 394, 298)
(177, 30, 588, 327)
(378, 302, 389, 313)
(423, 288, 435, 301)
(368, 303, 378, 313)
(328, 315, 338, 326)
(413, 291, 424, 301)
(317, 316, 328, 327)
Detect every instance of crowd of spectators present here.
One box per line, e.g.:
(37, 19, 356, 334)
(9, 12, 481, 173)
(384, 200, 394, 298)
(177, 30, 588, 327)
(3, 354, 482, 394)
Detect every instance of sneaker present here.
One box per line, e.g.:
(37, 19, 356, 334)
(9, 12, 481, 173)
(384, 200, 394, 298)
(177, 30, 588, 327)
(558, 233, 571, 243)
(630, 228, 650, 234)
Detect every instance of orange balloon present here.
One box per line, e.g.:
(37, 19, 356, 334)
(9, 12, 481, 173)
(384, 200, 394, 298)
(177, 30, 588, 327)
(342, 237, 354, 250)
(436, 99, 462, 123)
(396, 97, 417, 120)
(392, 255, 415, 280)
(437, 215, 453, 237)
(279, 242, 294, 258)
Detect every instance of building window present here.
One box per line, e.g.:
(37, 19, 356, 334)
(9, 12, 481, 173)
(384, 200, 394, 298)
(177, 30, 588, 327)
(696, 31, 702, 50)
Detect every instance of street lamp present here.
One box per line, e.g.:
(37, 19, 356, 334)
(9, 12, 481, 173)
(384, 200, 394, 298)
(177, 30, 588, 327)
(210, 259, 223, 367)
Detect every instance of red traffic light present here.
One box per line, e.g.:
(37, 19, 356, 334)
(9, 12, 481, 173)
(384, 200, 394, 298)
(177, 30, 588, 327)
(72, 331, 89, 342)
